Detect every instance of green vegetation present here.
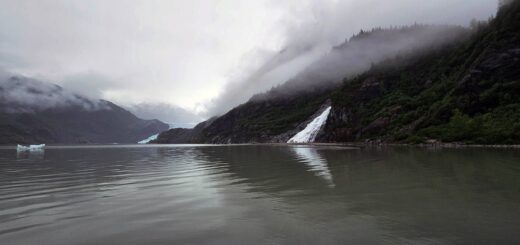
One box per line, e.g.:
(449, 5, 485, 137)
(421, 106, 520, 144)
(158, 1, 520, 145)
(328, 1, 520, 144)
(201, 89, 331, 142)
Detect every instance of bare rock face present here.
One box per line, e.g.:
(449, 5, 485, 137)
(363, 117, 391, 134)
(316, 106, 354, 142)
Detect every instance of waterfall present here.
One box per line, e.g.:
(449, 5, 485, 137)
(288, 106, 331, 143)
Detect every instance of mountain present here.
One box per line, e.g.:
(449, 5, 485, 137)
(0, 74, 168, 144)
(155, 1, 520, 145)
(322, 1, 520, 144)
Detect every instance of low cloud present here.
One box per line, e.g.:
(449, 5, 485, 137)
(128, 103, 203, 124)
(204, 0, 496, 116)
(0, 0, 497, 116)
(0, 70, 107, 113)
(60, 72, 119, 100)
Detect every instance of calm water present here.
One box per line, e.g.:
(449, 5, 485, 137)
(1, 145, 519, 245)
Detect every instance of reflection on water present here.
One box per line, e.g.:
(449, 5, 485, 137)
(16, 149, 45, 160)
(291, 146, 334, 187)
(0, 145, 520, 244)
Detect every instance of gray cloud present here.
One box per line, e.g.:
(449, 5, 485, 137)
(0, 70, 107, 113)
(207, 24, 470, 115)
(205, 0, 497, 116)
(128, 103, 202, 125)
(0, 0, 497, 117)
(60, 72, 119, 99)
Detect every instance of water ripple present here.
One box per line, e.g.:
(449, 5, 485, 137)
(0, 145, 519, 244)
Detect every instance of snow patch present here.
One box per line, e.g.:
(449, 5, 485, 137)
(288, 106, 331, 143)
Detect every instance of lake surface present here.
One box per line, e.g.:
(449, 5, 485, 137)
(1, 145, 519, 245)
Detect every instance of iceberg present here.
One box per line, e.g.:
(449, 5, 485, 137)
(288, 106, 332, 144)
(17, 144, 46, 151)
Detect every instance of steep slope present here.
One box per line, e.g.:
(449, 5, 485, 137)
(154, 87, 333, 144)
(0, 75, 168, 144)
(323, 1, 520, 144)
(155, 1, 519, 145)
(154, 26, 471, 144)
(288, 106, 332, 143)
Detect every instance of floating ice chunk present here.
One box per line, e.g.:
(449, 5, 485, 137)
(288, 106, 331, 144)
(17, 144, 45, 151)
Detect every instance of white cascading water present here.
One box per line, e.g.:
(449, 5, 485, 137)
(287, 106, 332, 144)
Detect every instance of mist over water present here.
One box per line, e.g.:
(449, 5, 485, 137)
(1, 145, 520, 244)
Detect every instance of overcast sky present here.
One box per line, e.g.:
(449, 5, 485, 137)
(0, 0, 497, 115)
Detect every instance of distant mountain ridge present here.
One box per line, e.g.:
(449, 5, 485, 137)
(0, 74, 168, 144)
(154, 1, 520, 144)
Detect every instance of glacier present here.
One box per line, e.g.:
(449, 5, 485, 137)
(138, 134, 158, 144)
(288, 106, 331, 144)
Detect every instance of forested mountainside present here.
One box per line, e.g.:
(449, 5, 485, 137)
(323, 1, 520, 144)
(155, 1, 520, 145)
(0, 76, 168, 144)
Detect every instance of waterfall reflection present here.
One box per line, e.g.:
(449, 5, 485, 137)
(290, 146, 334, 187)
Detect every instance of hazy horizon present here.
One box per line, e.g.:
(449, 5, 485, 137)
(0, 0, 497, 118)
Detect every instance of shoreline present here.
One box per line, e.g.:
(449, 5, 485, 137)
(262, 142, 520, 149)
(2, 142, 520, 149)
